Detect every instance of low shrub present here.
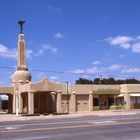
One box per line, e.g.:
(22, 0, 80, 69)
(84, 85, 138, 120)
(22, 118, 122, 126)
(93, 106, 100, 111)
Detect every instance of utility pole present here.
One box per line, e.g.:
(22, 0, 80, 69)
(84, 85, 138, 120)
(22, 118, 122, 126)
(100, 75, 103, 84)
(124, 79, 126, 84)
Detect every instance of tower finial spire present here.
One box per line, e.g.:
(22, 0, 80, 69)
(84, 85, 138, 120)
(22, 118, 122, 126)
(18, 20, 25, 34)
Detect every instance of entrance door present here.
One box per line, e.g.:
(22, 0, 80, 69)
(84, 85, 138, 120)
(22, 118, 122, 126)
(39, 93, 53, 114)
(100, 97, 108, 110)
(40, 95, 46, 113)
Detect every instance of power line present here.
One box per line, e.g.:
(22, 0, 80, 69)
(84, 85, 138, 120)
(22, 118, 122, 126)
(0, 66, 15, 70)
(0, 65, 137, 79)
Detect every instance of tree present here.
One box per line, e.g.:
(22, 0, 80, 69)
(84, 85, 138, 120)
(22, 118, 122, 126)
(125, 79, 140, 84)
(94, 78, 101, 84)
(75, 77, 140, 85)
(75, 78, 93, 84)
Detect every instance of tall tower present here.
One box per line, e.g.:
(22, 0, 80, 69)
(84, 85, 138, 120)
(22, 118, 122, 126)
(12, 21, 31, 86)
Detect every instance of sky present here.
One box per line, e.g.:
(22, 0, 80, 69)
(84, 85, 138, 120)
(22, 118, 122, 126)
(0, 0, 140, 86)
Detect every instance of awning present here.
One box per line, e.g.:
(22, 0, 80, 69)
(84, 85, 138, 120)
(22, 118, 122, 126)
(95, 89, 120, 95)
(118, 94, 124, 97)
(118, 93, 140, 97)
(130, 94, 140, 97)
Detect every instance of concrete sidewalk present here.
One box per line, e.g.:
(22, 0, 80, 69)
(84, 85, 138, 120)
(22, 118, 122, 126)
(0, 110, 140, 122)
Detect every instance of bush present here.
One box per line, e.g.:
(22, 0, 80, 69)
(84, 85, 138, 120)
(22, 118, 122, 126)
(22, 113, 40, 116)
(93, 106, 100, 111)
(53, 112, 69, 115)
(110, 105, 123, 110)
(132, 104, 140, 109)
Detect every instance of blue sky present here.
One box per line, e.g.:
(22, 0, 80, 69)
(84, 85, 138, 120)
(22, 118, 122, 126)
(0, 0, 140, 85)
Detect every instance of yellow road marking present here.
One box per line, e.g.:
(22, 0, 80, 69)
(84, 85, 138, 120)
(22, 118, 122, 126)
(1, 120, 140, 133)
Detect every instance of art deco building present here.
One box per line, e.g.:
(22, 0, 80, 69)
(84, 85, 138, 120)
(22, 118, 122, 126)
(0, 24, 140, 114)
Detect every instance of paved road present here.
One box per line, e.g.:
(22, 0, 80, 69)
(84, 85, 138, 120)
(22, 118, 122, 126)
(0, 114, 140, 140)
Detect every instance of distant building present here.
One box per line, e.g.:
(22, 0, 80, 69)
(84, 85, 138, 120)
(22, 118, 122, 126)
(0, 24, 140, 114)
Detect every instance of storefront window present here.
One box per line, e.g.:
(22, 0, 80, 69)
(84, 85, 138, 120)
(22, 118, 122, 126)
(137, 97, 140, 103)
(93, 98, 99, 106)
(131, 97, 136, 104)
(108, 98, 114, 106)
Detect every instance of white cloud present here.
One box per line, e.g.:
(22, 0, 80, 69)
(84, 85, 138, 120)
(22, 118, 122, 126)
(132, 42, 140, 53)
(121, 67, 140, 73)
(69, 63, 140, 80)
(70, 69, 85, 74)
(0, 43, 57, 60)
(120, 43, 131, 49)
(92, 60, 101, 65)
(86, 67, 102, 74)
(38, 44, 58, 55)
(54, 33, 64, 39)
(70, 67, 103, 75)
(106, 35, 140, 53)
(0, 44, 17, 59)
(136, 36, 140, 40)
(109, 64, 124, 70)
(0, 44, 7, 53)
(0, 44, 33, 59)
(50, 76, 59, 82)
(106, 35, 133, 46)
(50, 47, 58, 54)
(38, 44, 50, 55)
(109, 64, 140, 74)
(27, 49, 33, 59)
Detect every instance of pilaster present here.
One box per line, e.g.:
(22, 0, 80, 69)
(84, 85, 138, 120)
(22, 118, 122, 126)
(19, 94, 23, 113)
(56, 90, 62, 113)
(89, 91, 93, 111)
(12, 93, 16, 113)
(71, 91, 76, 112)
(28, 92, 34, 114)
(124, 92, 131, 110)
(51, 92, 56, 112)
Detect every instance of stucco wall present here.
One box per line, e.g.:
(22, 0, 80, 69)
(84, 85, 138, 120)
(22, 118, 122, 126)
(120, 84, 140, 93)
(67, 84, 120, 95)
(0, 87, 14, 95)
